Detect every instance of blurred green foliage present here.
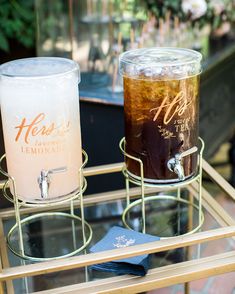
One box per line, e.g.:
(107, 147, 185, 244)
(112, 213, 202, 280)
(145, 0, 235, 29)
(0, 0, 35, 52)
(144, 0, 183, 19)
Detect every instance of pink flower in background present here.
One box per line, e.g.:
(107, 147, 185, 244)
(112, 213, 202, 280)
(213, 21, 231, 36)
(210, 0, 225, 15)
(182, 0, 207, 20)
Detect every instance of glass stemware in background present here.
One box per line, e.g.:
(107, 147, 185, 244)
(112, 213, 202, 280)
(35, 0, 147, 91)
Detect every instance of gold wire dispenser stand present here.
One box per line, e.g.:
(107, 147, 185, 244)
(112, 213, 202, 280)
(119, 137, 205, 237)
(0, 150, 92, 262)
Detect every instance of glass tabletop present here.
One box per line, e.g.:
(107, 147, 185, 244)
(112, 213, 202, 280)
(2, 182, 234, 293)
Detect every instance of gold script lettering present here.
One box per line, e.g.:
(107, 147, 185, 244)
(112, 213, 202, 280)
(15, 113, 70, 144)
(150, 91, 191, 125)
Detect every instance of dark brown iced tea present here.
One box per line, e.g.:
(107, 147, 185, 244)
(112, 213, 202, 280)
(123, 74, 200, 182)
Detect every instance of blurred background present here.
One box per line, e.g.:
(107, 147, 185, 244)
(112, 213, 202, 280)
(1, 0, 235, 88)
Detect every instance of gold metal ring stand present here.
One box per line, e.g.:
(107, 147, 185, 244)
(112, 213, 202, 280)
(120, 137, 205, 237)
(0, 150, 93, 261)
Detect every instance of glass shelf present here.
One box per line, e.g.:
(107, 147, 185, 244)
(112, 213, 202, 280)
(0, 159, 234, 293)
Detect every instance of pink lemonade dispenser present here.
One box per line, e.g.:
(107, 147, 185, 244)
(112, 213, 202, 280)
(0, 57, 83, 201)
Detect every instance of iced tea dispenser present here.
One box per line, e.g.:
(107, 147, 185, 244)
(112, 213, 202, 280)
(119, 48, 202, 183)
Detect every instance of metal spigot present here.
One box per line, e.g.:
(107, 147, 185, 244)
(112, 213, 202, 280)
(167, 146, 198, 181)
(38, 167, 67, 199)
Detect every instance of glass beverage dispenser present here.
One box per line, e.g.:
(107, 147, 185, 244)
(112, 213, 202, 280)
(0, 57, 82, 201)
(119, 48, 202, 183)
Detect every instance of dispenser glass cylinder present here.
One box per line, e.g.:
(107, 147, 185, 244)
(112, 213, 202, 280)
(0, 57, 82, 201)
(119, 47, 202, 183)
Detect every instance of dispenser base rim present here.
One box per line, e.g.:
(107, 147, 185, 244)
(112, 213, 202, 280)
(122, 194, 204, 238)
(7, 211, 93, 262)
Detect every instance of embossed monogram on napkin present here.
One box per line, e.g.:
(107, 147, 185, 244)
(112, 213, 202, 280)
(113, 235, 136, 248)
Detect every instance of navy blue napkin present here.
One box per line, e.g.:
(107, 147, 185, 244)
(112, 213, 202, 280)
(89, 226, 160, 276)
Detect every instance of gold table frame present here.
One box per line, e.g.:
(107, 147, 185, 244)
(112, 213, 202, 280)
(0, 159, 234, 293)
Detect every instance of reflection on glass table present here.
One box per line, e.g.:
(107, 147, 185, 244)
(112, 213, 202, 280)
(2, 183, 234, 293)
